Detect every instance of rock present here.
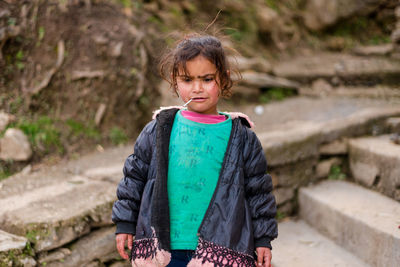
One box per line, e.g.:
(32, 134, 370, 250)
(230, 56, 272, 73)
(85, 262, 103, 267)
(395, 5, 400, 18)
(240, 71, 300, 89)
(304, 0, 381, 31)
(256, 6, 279, 33)
(319, 139, 348, 155)
(0, 230, 27, 252)
(300, 85, 400, 99)
(39, 248, 72, 264)
(95, 103, 107, 126)
(277, 201, 295, 215)
(385, 117, 400, 132)
(71, 70, 105, 81)
(315, 157, 343, 179)
(45, 227, 116, 267)
(311, 79, 332, 95)
(391, 28, 400, 43)
(352, 44, 393, 56)
(0, 111, 15, 132)
(231, 85, 260, 99)
(19, 257, 37, 267)
(349, 135, 400, 200)
(0, 230, 35, 266)
(0, 128, 32, 161)
(109, 261, 131, 267)
(274, 187, 295, 206)
(92, 35, 108, 45)
(325, 36, 347, 51)
(83, 164, 123, 184)
(273, 52, 400, 85)
(110, 41, 123, 58)
(20, 164, 32, 175)
(270, 158, 317, 188)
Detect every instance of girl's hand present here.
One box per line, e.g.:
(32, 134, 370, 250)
(116, 233, 133, 260)
(255, 247, 272, 267)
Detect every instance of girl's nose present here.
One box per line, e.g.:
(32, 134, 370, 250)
(192, 80, 203, 92)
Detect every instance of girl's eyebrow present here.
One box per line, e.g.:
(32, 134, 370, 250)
(177, 73, 216, 78)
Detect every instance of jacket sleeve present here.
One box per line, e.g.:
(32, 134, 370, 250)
(243, 128, 278, 249)
(112, 120, 156, 235)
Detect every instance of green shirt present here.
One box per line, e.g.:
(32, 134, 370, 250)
(167, 111, 232, 249)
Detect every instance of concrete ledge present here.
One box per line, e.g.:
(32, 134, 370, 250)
(299, 180, 400, 267)
(272, 220, 367, 267)
(349, 135, 400, 201)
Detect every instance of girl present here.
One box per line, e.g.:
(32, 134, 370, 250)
(112, 33, 278, 267)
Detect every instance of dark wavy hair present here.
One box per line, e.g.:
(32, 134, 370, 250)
(159, 33, 240, 98)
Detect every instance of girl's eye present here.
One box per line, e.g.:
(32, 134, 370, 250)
(204, 77, 214, 82)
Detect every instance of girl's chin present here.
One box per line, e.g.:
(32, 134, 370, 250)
(187, 107, 218, 115)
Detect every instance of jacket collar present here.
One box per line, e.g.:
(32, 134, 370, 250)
(152, 106, 254, 128)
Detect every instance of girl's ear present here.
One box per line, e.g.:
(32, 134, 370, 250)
(227, 70, 230, 77)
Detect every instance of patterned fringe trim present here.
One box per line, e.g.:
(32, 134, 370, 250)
(188, 238, 255, 267)
(130, 229, 171, 267)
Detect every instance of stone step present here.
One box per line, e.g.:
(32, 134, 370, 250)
(233, 97, 400, 166)
(299, 180, 400, 267)
(299, 85, 400, 100)
(272, 53, 400, 86)
(349, 135, 400, 201)
(0, 145, 131, 253)
(272, 220, 367, 267)
(0, 176, 116, 252)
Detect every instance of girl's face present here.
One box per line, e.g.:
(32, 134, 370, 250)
(176, 55, 221, 115)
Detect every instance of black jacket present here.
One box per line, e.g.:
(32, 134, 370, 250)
(112, 108, 278, 266)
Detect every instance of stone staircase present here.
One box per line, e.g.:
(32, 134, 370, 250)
(298, 180, 400, 267)
(0, 146, 133, 266)
(268, 52, 400, 267)
(1, 51, 400, 266)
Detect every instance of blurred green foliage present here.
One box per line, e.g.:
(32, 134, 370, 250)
(66, 119, 101, 140)
(15, 116, 64, 154)
(259, 87, 297, 103)
(109, 127, 128, 145)
(328, 165, 346, 180)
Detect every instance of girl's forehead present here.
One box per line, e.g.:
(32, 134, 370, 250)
(177, 56, 217, 76)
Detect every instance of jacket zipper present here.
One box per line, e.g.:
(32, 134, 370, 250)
(196, 119, 237, 237)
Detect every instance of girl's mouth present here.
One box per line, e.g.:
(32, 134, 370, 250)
(192, 97, 207, 102)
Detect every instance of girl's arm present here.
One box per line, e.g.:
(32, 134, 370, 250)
(243, 129, 278, 250)
(112, 120, 155, 235)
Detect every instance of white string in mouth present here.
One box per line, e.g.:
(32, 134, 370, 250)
(183, 98, 193, 107)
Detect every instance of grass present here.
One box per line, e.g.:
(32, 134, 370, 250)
(15, 50, 25, 70)
(4, 116, 101, 157)
(109, 127, 128, 145)
(0, 169, 12, 181)
(320, 15, 392, 48)
(276, 210, 286, 220)
(259, 87, 296, 103)
(328, 165, 346, 180)
(16, 116, 63, 154)
(117, 0, 131, 8)
(265, 0, 279, 11)
(66, 119, 101, 140)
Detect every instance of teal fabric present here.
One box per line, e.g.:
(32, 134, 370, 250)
(168, 110, 232, 250)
